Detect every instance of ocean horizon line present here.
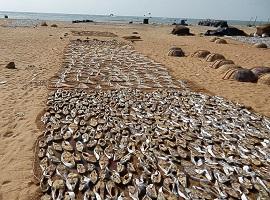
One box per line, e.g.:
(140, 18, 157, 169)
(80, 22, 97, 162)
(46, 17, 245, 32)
(0, 10, 269, 26)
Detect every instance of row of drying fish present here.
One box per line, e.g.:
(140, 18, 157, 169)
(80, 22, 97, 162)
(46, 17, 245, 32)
(49, 39, 182, 90)
(39, 89, 270, 200)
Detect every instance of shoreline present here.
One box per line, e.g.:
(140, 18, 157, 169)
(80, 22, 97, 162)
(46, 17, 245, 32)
(1, 11, 269, 26)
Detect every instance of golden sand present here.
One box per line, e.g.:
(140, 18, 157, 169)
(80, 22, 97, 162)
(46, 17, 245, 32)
(0, 19, 270, 199)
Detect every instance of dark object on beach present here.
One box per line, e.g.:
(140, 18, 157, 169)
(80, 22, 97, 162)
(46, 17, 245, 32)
(191, 50, 211, 58)
(215, 38, 227, 44)
(198, 20, 228, 28)
(143, 18, 149, 24)
(251, 67, 270, 77)
(6, 62, 16, 69)
(172, 25, 193, 36)
(181, 20, 188, 26)
(72, 20, 94, 23)
(179, 19, 188, 26)
(129, 21, 133, 24)
(172, 19, 188, 26)
(123, 36, 141, 41)
(51, 24, 58, 28)
(218, 21, 228, 28)
(204, 26, 247, 36)
(255, 24, 270, 36)
(233, 69, 258, 83)
(168, 47, 185, 57)
(132, 32, 138, 34)
(253, 43, 268, 48)
(41, 22, 48, 26)
(206, 53, 225, 62)
(4, 15, 8, 19)
(60, 37, 63, 39)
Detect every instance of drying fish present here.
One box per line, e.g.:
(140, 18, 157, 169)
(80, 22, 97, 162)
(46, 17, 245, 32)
(61, 151, 75, 168)
(106, 180, 119, 199)
(56, 164, 68, 178)
(151, 170, 162, 183)
(146, 184, 158, 199)
(64, 192, 75, 200)
(111, 171, 122, 184)
(51, 179, 65, 200)
(99, 155, 109, 170)
(89, 170, 98, 184)
(37, 40, 270, 199)
(128, 186, 139, 200)
(77, 164, 86, 174)
(62, 141, 73, 152)
(75, 141, 84, 152)
(65, 173, 79, 191)
(82, 152, 97, 163)
(40, 176, 50, 192)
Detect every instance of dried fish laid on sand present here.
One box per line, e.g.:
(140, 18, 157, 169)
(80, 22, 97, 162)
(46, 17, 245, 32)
(36, 39, 270, 200)
(48, 39, 182, 90)
(37, 88, 270, 200)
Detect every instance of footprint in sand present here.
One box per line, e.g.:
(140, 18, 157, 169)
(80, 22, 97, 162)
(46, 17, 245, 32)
(2, 180, 11, 185)
(2, 130, 14, 138)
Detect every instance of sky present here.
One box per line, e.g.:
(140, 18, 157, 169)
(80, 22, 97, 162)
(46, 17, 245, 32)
(0, 0, 269, 21)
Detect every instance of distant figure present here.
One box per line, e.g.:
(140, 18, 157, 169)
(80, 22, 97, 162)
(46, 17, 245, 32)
(180, 19, 188, 26)
(4, 15, 8, 19)
(143, 18, 149, 24)
(143, 12, 151, 24)
(172, 19, 188, 26)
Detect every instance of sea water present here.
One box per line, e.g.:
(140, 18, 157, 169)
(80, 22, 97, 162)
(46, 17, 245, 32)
(0, 10, 268, 27)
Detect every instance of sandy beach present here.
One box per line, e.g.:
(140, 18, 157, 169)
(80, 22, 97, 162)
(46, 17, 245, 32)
(0, 19, 270, 199)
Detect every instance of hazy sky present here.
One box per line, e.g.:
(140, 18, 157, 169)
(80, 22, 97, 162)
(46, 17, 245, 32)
(0, 0, 269, 21)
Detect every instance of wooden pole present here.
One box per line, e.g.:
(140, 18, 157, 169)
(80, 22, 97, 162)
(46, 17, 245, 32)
(253, 16, 257, 26)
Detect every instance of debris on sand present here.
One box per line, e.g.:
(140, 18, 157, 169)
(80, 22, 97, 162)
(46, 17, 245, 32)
(168, 47, 185, 57)
(172, 25, 193, 36)
(41, 22, 48, 26)
(5, 62, 16, 69)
